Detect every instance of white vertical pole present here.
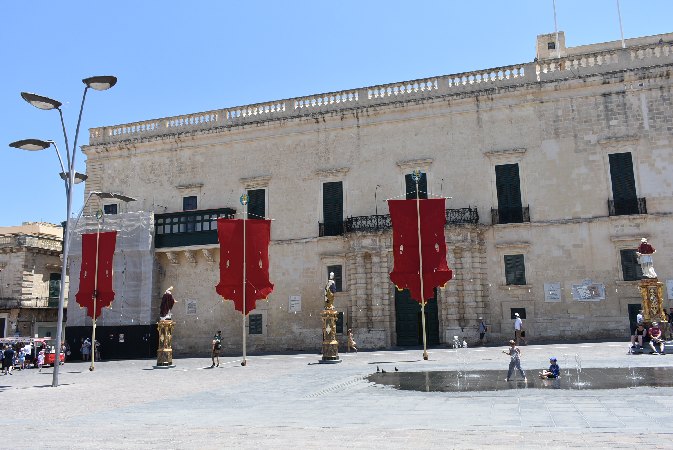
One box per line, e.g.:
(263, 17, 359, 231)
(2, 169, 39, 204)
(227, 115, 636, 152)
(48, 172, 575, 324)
(617, 0, 626, 49)
(413, 172, 429, 361)
(90, 220, 101, 371)
(242, 200, 247, 366)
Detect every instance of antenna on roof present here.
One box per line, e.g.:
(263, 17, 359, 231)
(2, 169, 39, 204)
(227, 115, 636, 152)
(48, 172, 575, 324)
(616, 0, 626, 49)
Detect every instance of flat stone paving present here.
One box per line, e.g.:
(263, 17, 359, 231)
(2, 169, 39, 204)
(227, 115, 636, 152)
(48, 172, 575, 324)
(1, 341, 673, 448)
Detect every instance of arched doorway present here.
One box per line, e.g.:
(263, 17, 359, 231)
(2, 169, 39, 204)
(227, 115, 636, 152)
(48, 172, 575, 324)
(395, 288, 439, 346)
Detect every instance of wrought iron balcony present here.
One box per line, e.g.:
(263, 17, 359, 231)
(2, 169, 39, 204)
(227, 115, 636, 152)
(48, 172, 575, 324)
(491, 206, 530, 225)
(155, 208, 235, 248)
(336, 207, 479, 234)
(608, 197, 647, 216)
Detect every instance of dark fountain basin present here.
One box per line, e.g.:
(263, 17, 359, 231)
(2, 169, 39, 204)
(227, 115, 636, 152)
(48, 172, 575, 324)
(367, 367, 673, 392)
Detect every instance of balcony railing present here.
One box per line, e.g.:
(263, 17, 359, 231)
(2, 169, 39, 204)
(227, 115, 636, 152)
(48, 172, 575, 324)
(155, 208, 235, 248)
(491, 206, 530, 225)
(319, 207, 479, 235)
(608, 197, 647, 216)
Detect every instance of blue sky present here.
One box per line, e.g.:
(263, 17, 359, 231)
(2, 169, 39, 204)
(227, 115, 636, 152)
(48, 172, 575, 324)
(1, 0, 672, 227)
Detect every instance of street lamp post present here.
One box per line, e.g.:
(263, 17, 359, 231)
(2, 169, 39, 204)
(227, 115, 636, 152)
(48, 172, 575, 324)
(8, 76, 117, 387)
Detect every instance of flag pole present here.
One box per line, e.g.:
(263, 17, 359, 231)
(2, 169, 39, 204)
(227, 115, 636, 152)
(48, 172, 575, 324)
(240, 194, 249, 367)
(412, 170, 429, 361)
(616, 0, 625, 49)
(90, 211, 102, 371)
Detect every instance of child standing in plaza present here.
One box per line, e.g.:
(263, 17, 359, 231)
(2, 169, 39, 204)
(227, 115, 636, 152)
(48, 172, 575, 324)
(503, 340, 526, 382)
(37, 349, 45, 372)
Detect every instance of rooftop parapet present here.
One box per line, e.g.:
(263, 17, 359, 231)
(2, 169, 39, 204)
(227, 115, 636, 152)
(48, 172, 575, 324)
(88, 35, 673, 147)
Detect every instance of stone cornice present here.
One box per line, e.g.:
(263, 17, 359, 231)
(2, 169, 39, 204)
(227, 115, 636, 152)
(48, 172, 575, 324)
(240, 175, 271, 189)
(495, 241, 531, 249)
(176, 183, 204, 190)
(483, 148, 527, 159)
(396, 158, 433, 172)
(315, 167, 350, 178)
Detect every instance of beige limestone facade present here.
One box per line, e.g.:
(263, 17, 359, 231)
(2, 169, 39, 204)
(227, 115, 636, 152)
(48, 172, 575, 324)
(81, 32, 673, 355)
(0, 222, 66, 338)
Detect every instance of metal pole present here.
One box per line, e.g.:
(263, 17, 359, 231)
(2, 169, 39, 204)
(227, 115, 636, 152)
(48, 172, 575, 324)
(90, 219, 101, 371)
(617, 0, 626, 49)
(414, 175, 429, 361)
(241, 200, 247, 366)
(52, 146, 71, 386)
(553, 0, 561, 58)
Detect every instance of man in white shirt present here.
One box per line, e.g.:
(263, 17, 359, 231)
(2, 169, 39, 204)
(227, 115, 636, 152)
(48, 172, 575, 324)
(514, 313, 526, 345)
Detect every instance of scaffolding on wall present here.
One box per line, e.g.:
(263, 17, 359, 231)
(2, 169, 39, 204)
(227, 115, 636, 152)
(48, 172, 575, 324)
(66, 211, 155, 327)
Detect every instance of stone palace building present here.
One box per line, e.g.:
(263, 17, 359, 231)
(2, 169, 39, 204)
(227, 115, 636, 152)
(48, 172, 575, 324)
(0, 222, 65, 339)
(76, 31, 673, 355)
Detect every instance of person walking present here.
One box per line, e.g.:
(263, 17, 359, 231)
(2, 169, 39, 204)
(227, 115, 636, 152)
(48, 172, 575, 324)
(503, 340, 526, 382)
(347, 328, 358, 352)
(514, 313, 526, 345)
(37, 349, 45, 372)
(478, 317, 488, 345)
(211, 330, 222, 368)
(3, 345, 15, 375)
(81, 338, 91, 361)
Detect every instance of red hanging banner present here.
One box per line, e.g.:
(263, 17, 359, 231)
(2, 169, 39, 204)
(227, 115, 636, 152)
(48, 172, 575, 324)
(388, 198, 452, 303)
(215, 218, 274, 315)
(75, 231, 118, 319)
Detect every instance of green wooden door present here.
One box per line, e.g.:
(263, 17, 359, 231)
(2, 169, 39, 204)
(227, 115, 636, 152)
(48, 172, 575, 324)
(395, 288, 439, 346)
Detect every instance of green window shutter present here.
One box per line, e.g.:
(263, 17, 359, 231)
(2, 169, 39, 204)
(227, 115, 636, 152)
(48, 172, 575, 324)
(247, 189, 265, 220)
(323, 181, 343, 236)
(327, 265, 343, 292)
(620, 249, 642, 281)
(248, 314, 263, 335)
(504, 254, 526, 285)
(609, 153, 637, 200)
(495, 164, 522, 208)
(405, 173, 428, 199)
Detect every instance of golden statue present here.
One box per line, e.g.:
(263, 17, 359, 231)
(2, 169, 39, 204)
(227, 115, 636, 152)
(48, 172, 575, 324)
(324, 271, 336, 310)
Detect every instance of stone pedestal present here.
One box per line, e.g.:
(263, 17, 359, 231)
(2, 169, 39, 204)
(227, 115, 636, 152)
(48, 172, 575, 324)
(320, 309, 341, 363)
(639, 278, 666, 323)
(156, 320, 175, 367)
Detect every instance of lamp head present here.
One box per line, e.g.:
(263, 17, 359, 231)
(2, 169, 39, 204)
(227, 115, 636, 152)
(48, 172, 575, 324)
(9, 139, 52, 151)
(83, 76, 117, 91)
(60, 172, 88, 184)
(20, 92, 62, 110)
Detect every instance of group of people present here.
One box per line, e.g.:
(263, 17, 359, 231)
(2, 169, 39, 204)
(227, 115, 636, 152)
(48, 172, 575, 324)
(503, 340, 560, 382)
(80, 338, 101, 361)
(1, 343, 48, 374)
(631, 309, 670, 354)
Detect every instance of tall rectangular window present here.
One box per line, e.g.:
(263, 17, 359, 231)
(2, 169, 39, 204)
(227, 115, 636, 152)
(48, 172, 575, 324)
(103, 204, 118, 215)
(495, 164, 523, 223)
(48, 273, 61, 299)
(620, 249, 643, 281)
(504, 254, 526, 285)
(405, 172, 428, 199)
(327, 265, 343, 292)
(609, 152, 638, 215)
(247, 189, 265, 220)
(336, 311, 344, 334)
(322, 181, 343, 236)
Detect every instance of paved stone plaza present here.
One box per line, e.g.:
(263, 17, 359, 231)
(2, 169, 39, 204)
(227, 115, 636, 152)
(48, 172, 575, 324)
(2, 341, 673, 448)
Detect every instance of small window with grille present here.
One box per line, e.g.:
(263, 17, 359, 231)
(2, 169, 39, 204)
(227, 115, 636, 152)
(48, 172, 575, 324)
(249, 314, 263, 335)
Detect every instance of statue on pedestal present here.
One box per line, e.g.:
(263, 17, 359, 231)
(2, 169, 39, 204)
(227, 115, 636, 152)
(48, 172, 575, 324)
(320, 272, 340, 363)
(156, 286, 177, 367)
(160, 286, 177, 320)
(636, 238, 657, 279)
(324, 272, 336, 310)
